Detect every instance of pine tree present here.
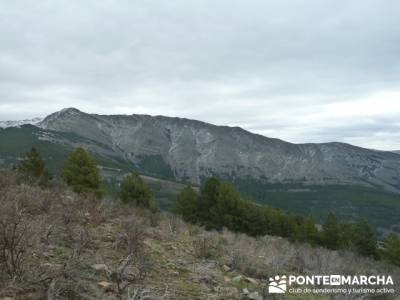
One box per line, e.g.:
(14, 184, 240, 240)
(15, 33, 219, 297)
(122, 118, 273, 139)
(174, 185, 199, 223)
(322, 212, 340, 250)
(19, 147, 44, 177)
(18, 147, 51, 182)
(198, 177, 221, 226)
(241, 201, 269, 236)
(299, 216, 320, 245)
(119, 172, 155, 209)
(287, 215, 305, 242)
(61, 147, 102, 195)
(381, 233, 400, 266)
(173, 175, 381, 258)
(353, 219, 378, 258)
(200, 177, 220, 205)
(212, 182, 242, 231)
(338, 222, 356, 249)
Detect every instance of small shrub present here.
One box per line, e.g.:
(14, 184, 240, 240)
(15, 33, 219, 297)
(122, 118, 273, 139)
(108, 254, 152, 298)
(0, 169, 18, 189)
(70, 226, 93, 258)
(125, 219, 146, 256)
(119, 173, 156, 209)
(146, 210, 161, 228)
(187, 223, 201, 236)
(167, 214, 180, 234)
(0, 202, 32, 280)
(137, 209, 161, 228)
(114, 217, 146, 256)
(381, 233, 400, 267)
(223, 233, 265, 277)
(192, 232, 223, 259)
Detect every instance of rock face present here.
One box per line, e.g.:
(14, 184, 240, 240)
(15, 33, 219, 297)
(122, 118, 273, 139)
(39, 108, 400, 192)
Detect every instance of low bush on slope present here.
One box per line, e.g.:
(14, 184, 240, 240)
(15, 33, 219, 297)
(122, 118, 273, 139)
(0, 169, 399, 300)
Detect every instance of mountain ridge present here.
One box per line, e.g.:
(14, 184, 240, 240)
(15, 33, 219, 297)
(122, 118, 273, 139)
(40, 107, 400, 151)
(37, 107, 400, 193)
(1, 108, 400, 230)
(0, 117, 43, 129)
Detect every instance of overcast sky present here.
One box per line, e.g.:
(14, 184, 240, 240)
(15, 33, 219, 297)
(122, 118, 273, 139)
(1, 1, 399, 150)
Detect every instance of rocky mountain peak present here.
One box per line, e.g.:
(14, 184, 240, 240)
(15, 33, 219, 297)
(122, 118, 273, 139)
(39, 107, 87, 128)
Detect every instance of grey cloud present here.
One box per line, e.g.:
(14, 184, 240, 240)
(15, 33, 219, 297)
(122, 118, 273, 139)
(0, 0, 400, 149)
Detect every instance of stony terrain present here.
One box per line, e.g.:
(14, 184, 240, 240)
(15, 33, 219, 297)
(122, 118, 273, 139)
(1, 170, 399, 300)
(38, 108, 400, 193)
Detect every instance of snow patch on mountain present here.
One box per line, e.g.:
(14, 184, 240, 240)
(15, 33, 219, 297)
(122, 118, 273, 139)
(0, 117, 43, 129)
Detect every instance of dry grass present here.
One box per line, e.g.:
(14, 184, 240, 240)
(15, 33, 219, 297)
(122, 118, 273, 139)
(0, 169, 399, 300)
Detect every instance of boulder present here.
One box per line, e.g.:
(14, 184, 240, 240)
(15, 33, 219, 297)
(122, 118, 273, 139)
(222, 265, 231, 272)
(245, 277, 259, 285)
(248, 291, 262, 300)
(232, 275, 243, 283)
(91, 264, 108, 272)
(97, 281, 113, 292)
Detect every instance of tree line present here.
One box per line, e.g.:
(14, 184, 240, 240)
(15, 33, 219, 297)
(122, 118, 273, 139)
(17, 147, 155, 209)
(16, 147, 400, 267)
(175, 177, 400, 266)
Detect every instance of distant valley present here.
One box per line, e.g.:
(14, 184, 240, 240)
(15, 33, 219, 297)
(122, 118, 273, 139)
(1, 108, 400, 233)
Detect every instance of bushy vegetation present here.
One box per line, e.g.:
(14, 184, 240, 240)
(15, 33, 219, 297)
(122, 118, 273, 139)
(3, 145, 400, 280)
(234, 177, 400, 231)
(119, 172, 156, 210)
(0, 166, 399, 299)
(382, 233, 400, 267)
(2, 126, 400, 233)
(61, 147, 102, 195)
(0, 125, 133, 174)
(16, 147, 158, 211)
(6, 146, 400, 268)
(175, 177, 400, 263)
(18, 147, 52, 184)
(0, 168, 154, 299)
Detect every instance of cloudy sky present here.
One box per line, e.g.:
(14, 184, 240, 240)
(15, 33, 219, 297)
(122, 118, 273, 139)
(1, 1, 399, 150)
